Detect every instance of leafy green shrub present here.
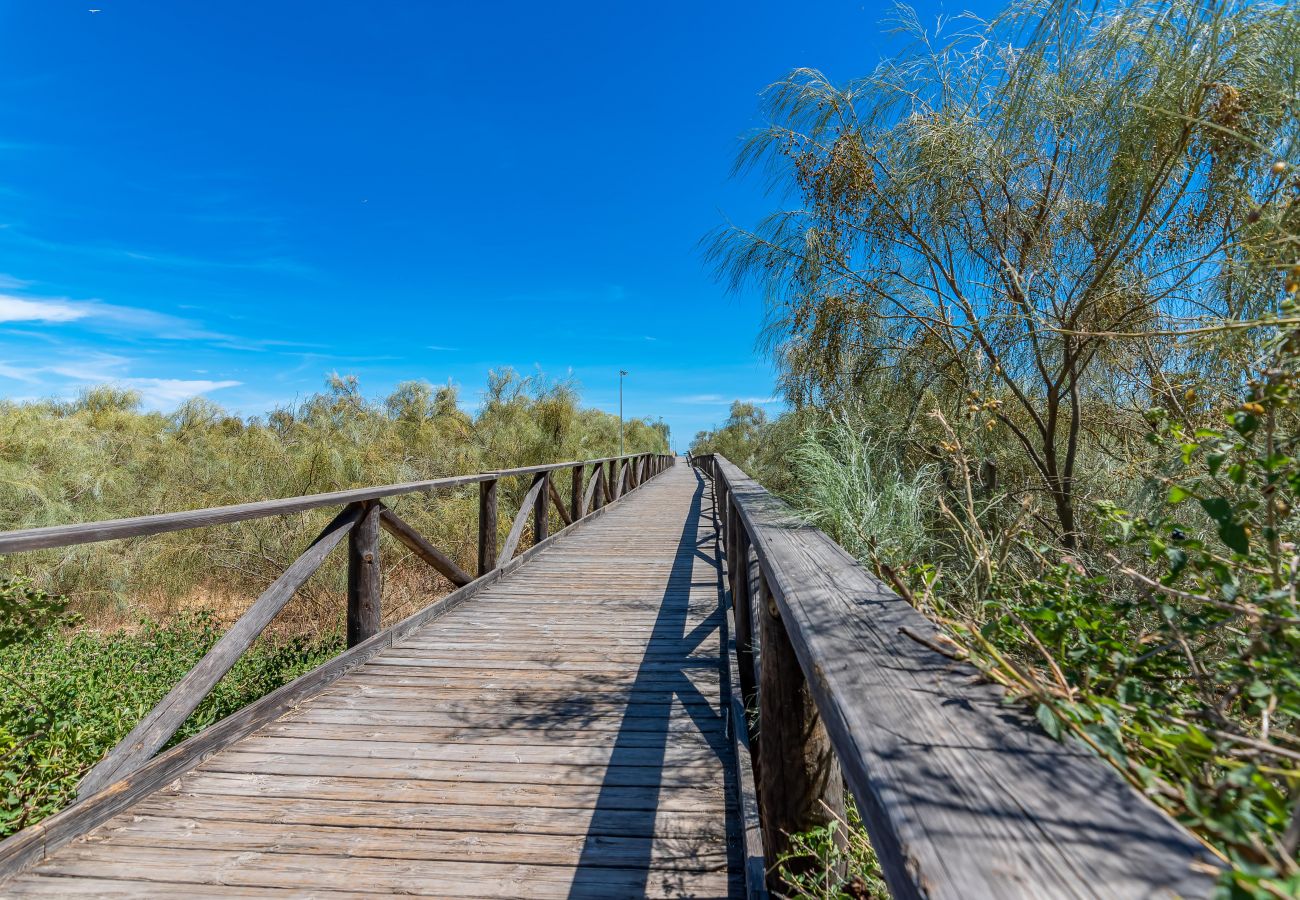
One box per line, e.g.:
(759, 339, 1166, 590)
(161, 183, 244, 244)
(0, 576, 74, 649)
(776, 801, 889, 900)
(0, 612, 342, 837)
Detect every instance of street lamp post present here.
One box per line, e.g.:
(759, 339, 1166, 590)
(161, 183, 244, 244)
(619, 370, 628, 457)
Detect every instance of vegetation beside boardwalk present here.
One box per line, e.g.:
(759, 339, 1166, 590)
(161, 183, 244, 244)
(0, 368, 668, 839)
(695, 0, 1300, 894)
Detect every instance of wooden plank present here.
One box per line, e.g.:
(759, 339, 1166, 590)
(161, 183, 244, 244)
(3, 876, 387, 898)
(127, 792, 728, 839)
(262, 720, 721, 749)
(499, 473, 546, 565)
(285, 707, 720, 733)
(585, 463, 605, 512)
(379, 506, 473, 587)
(548, 475, 573, 526)
(20, 845, 734, 899)
(197, 752, 723, 789)
(710, 455, 1218, 900)
(76, 503, 364, 799)
(228, 735, 722, 767)
(167, 770, 728, 812)
(86, 816, 731, 871)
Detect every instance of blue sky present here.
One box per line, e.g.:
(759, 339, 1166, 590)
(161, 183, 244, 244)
(0, 1, 991, 449)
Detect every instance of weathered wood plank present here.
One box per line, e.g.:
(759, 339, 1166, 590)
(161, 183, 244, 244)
(127, 792, 728, 839)
(499, 473, 546, 565)
(87, 816, 731, 870)
(379, 506, 473, 587)
(169, 770, 729, 812)
(19, 845, 733, 899)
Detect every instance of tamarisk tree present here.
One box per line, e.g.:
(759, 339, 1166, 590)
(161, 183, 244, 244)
(711, 0, 1299, 548)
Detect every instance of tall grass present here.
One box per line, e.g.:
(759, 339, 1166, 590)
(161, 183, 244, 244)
(788, 412, 937, 568)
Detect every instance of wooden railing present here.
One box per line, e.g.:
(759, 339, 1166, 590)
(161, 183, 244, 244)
(694, 453, 1220, 900)
(0, 452, 674, 800)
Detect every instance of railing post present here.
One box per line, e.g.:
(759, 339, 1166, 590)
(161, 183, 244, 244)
(478, 478, 498, 575)
(534, 471, 550, 544)
(731, 506, 757, 711)
(757, 569, 846, 888)
(347, 500, 382, 647)
(571, 464, 584, 520)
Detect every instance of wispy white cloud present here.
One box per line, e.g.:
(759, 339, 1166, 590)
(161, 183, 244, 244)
(0, 290, 267, 345)
(0, 295, 90, 323)
(116, 377, 242, 407)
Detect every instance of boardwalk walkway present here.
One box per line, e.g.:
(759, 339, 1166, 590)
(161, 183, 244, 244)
(5, 465, 741, 898)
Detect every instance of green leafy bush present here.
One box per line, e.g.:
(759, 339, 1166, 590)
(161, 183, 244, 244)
(0, 612, 342, 838)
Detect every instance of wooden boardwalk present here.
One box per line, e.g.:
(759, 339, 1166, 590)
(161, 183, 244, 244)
(5, 465, 742, 898)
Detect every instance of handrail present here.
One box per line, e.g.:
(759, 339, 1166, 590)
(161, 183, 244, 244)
(0, 451, 674, 799)
(694, 453, 1219, 900)
(0, 453, 654, 554)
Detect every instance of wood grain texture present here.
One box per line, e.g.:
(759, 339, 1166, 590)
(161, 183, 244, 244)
(347, 500, 382, 647)
(706, 455, 1219, 900)
(500, 473, 547, 565)
(379, 505, 473, 587)
(1, 460, 740, 898)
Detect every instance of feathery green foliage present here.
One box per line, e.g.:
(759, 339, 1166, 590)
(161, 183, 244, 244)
(0, 369, 669, 627)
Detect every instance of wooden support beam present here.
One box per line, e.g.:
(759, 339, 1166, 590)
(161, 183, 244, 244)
(377, 506, 473, 587)
(500, 473, 547, 565)
(76, 503, 363, 799)
(347, 500, 382, 648)
(533, 471, 551, 544)
(548, 474, 573, 527)
(757, 569, 846, 889)
(477, 478, 498, 576)
(570, 464, 584, 520)
(586, 463, 605, 512)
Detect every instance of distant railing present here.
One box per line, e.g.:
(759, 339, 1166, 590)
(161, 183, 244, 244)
(694, 453, 1220, 900)
(0, 452, 674, 800)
